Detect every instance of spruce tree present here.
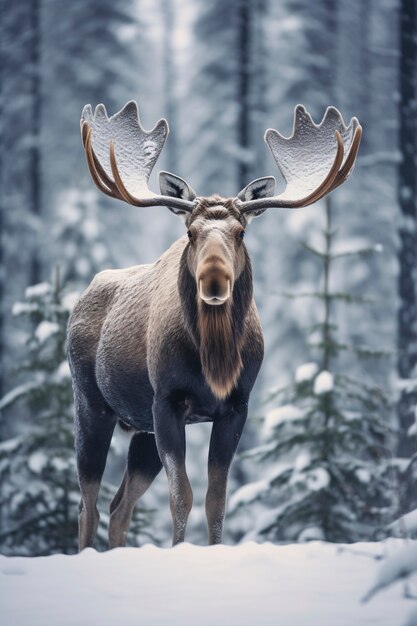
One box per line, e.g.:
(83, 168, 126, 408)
(0, 272, 154, 555)
(230, 199, 393, 543)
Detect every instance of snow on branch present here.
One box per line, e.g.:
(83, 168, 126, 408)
(0, 381, 43, 411)
(389, 509, 417, 539)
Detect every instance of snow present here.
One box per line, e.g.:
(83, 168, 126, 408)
(0, 437, 21, 453)
(229, 462, 294, 512)
(362, 541, 417, 602)
(0, 540, 414, 626)
(331, 237, 383, 257)
(12, 302, 38, 316)
(91, 242, 108, 263)
(314, 371, 334, 395)
(356, 468, 371, 484)
(82, 218, 100, 240)
(297, 526, 325, 542)
(25, 283, 51, 299)
(62, 291, 80, 312)
(229, 480, 269, 510)
(290, 466, 330, 491)
(306, 467, 330, 491)
(81, 101, 168, 198)
(35, 321, 60, 344)
(75, 257, 91, 277)
(294, 450, 311, 471)
(0, 381, 41, 411)
(408, 422, 417, 437)
(295, 361, 319, 383)
(264, 106, 360, 203)
(391, 457, 412, 473)
(263, 404, 305, 437)
(407, 407, 417, 437)
(397, 378, 417, 393)
(55, 361, 71, 381)
(389, 509, 417, 538)
(404, 606, 417, 626)
(28, 452, 48, 474)
(51, 458, 70, 472)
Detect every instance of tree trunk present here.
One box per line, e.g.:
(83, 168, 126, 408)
(236, 0, 251, 191)
(397, 0, 417, 463)
(0, 0, 5, 399)
(161, 0, 177, 174)
(29, 0, 42, 285)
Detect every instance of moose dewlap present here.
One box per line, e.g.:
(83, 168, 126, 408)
(67, 101, 361, 549)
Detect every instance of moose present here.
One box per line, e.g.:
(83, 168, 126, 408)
(67, 101, 361, 549)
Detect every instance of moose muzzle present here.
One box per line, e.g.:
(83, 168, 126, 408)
(197, 257, 232, 306)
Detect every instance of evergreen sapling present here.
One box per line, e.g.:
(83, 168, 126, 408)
(231, 198, 393, 543)
(0, 271, 154, 555)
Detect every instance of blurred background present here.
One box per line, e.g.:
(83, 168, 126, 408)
(0, 0, 416, 553)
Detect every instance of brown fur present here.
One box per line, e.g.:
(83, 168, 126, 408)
(190, 197, 243, 224)
(198, 299, 243, 399)
(176, 211, 254, 400)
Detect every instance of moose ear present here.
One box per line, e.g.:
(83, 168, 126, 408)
(159, 171, 197, 221)
(237, 176, 275, 223)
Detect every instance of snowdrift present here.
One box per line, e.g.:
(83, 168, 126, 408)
(0, 540, 415, 626)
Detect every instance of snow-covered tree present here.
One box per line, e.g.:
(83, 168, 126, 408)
(0, 275, 79, 554)
(231, 198, 393, 543)
(0, 273, 154, 555)
(52, 188, 112, 287)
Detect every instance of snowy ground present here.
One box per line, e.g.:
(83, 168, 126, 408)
(1, 540, 415, 626)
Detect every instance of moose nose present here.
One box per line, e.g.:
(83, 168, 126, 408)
(199, 278, 231, 305)
(197, 262, 231, 306)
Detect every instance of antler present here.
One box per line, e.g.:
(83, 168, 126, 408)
(238, 105, 362, 214)
(80, 101, 196, 213)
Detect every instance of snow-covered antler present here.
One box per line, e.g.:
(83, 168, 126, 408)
(238, 105, 362, 214)
(81, 101, 196, 213)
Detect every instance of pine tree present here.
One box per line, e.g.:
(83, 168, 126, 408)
(230, 198, 393, 543)
(0, 272, 154, 555)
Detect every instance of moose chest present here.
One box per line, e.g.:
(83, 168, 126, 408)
(95, 315, 259, 433)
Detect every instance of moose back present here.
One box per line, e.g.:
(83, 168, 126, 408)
(67, 101, 361, 549)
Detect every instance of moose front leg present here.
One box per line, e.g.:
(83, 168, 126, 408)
(206, 403, 248, 545)
(153, 395, 193, 546)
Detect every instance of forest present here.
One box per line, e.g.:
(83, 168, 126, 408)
(0, 0, 416, 564)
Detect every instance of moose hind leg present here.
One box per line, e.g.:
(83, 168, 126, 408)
(75, 394, 116, 551)
(109, 432, 162, 548)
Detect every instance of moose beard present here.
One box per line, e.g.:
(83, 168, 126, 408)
(197, 299, 243, 400)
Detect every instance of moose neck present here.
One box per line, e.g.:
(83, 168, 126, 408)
(179, 246, 253, 399)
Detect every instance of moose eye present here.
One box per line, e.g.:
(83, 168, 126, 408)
(239, 230, 245, 239)
(187, 230, 192, 239)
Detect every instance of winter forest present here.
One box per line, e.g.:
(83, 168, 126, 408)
(1, 0, 417, 612)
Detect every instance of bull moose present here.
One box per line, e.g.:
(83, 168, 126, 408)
(67, 101, 361, 549)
